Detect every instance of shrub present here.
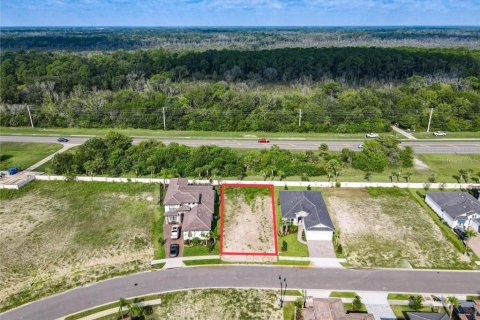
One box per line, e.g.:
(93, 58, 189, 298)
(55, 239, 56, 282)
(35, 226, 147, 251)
(282, 240, 288, 252)
(352, 295, 363, 311)
(302, 230, 306, 241)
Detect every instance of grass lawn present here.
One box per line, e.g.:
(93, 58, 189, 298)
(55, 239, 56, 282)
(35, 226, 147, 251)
(183, 259, 224, 266)
(323, 188, 474, 269)
(329, 291, 358, 298)
(0, 126, 367, 140)
(390, 305, 444, 320)
(183, 243, 220, 256)
(387, 293, 417, 300)
(413, 131, 480, 139)
(416, 154, 480, 183)
(0, 181, 158, 312)
(275, 187, 310, 257)
(283, 302, 297, 320)
(0, 142, 62, 170)
(343, 303, 368, 312)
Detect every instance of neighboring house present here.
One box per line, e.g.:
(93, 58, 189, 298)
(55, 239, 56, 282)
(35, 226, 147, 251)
(163, 178, 215, 240)
(426, 192, 480, 231)
(406, 312, 451, 320)
(455, 300, 480, 320)
(280, 191, 334, 241)
(302, 298, 374, 320)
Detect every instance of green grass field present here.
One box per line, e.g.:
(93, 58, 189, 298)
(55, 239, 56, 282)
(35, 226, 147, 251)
(329, 291, 358, 298)
(416, 154, 480, 182)
(0, 126, 367, 140)
(0, 181, 158, 312)
(0, 142, 62, 170)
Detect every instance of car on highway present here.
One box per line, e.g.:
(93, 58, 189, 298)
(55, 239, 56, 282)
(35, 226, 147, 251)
(171, 225, 180, 240)
(433, 131, 447, 136)
(57, 137, 69, 142)
(258, 138, 270, 143)
(365, 133, 379, 138)
(357, 143, 363, 149)
(169, 243, 180, 257)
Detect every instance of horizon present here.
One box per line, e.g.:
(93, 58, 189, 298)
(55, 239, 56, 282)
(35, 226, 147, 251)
(2, 0, 480, 27)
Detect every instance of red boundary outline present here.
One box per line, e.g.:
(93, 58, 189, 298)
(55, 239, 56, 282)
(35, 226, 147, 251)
(220, 183, 278, 256)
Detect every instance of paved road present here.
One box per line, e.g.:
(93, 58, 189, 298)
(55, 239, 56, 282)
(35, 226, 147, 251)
(1, 135, 480, 153)
(1, 266, 479, 320)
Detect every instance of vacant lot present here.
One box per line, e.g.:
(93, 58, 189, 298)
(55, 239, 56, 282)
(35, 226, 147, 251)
(0, 181, 158, 311)
(417, 154, 480, 182)
(0, 142, 62, 170)
(323, 188, 472, 269)
(222, 186, 276, 255)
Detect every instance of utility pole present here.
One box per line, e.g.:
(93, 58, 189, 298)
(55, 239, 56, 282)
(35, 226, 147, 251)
(162, 107, 166, 131)
(26, 105, 34, 128)
(298, 109, 302, 127)
(426, 108, 434, 133)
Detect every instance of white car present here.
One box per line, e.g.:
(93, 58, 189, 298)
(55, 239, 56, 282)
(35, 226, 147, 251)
(171, 225, 180, 239)
(433, 131, 447, 136)
(366, 133, 379, 138)
(357, 143, 363, 149)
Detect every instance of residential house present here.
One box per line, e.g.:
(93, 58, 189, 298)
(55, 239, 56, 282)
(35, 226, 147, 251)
(426, 192, 480, 231)
(455, 300, 480, 320)
(163, 178, 215, 240)
(302, 298, 374, 320)
(406, 312, 451, 320)
(280, 191, 335, 241)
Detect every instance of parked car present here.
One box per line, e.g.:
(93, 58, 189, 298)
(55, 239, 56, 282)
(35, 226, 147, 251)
(453, 227, 468, 241)
(357, 143, 363, 149)
(366, 133, 379, 138)
(433, 131, 446, 136)
(57, 137, 69, 142)
(171, 225, 181, 239)
(169, 243, 180, 257)
(258, 138, 270, 143)
(7, 167, 19, 175)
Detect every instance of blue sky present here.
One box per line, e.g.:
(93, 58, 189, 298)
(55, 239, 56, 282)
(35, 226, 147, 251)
(1, 0, 479, 26)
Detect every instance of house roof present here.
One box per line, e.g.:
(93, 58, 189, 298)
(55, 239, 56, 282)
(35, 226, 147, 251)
(406, 312, 451, 320)
(302, 298, 374, 320)
(164, 178, 215, 232)
(280, 191, 334, 231)
(427, 192, 480, 220)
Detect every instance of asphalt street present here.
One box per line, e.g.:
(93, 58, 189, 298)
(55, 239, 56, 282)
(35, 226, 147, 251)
(1, 135, 480, 153)
(1, 266, 479, 320)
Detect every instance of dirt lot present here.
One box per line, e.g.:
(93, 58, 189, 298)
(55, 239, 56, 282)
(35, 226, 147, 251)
(222, 186, 276, 255)
(323, 188, 471, 269)
(100, 289, 282, 320)
(0, 181, 157, 311)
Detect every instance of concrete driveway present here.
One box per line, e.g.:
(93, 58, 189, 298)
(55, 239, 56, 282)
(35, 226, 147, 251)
(307, 240, 336, 258)
(469, 235, 480, 258)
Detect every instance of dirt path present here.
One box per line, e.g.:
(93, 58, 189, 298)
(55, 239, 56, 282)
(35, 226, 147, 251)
(414, 157, 430, 171)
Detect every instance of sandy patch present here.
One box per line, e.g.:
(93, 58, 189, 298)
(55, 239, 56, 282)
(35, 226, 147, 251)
(222, 192, 276, 255)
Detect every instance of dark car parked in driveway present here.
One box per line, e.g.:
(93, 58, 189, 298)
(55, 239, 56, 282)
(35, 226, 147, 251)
(453, 227, 468, 241)
(169, 243, 180, 257)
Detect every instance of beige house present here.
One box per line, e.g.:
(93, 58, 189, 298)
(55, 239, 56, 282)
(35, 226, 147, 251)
(163, 178, 215, 240)
(302, 298, 374, 320)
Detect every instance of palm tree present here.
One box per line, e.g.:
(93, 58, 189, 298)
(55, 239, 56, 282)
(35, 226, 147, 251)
(128, 303, 144, 319)
(403, 172, 412, 182)
(465, 227, 478, 247)
(364, 172, 372, 182)
(393, 171, 401, 182)
(428, 173, 437, 183)
(118, 298, 128, 319)
(446, 296, 460, 317)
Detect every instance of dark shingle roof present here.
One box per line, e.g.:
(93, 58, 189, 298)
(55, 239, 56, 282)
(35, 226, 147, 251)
(427, 192, 480, 219)
(406, 312, 451, 320)
(280, 191, 334, 231)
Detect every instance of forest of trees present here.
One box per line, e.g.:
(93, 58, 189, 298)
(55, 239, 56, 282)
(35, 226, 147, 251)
(1, 47, 479, 133)
(51, 132, 414, 179)
(2, 27, 480, 51)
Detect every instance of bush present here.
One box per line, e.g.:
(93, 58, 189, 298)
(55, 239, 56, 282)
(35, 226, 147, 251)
(302, 230, 306, 242)
(282, 240, 288, 252)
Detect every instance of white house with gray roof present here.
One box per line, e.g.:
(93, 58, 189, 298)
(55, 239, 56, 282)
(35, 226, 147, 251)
(164, 178, 215, 240)
(426, 192, 480, 232)
(280, 191, 335, 241)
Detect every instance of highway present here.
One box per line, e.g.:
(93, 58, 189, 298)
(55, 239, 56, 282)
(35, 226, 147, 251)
(1, 135, 480, 153)
(1, 266, 479, 320)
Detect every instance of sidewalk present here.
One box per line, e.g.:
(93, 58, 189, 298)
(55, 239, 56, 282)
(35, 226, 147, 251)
(360, 292, 396, 320)
(392, 125, 417, 140)
(151, 255, 220, 269)
(26, 143, 77, 171)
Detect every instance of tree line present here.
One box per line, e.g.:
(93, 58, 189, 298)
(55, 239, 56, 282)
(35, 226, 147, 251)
(1, 76, 479, 132)
(51, 132, 414, 180)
